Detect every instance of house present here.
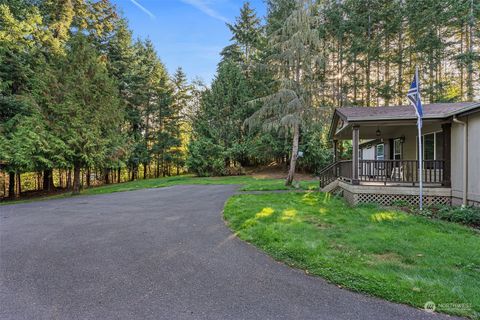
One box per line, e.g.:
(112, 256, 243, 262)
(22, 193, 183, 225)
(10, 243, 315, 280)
(321, 102, 480, 207)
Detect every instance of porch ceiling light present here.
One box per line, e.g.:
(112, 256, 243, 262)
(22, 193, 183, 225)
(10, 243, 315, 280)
(376, 128, 381, 137)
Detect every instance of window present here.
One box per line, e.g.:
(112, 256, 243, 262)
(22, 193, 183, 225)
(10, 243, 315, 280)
(421, 132, 443, 161)
(393, 139, 402, 160)
(424, 133, 435, 160)
(375, 144, 385, 170)
(376, 144, 385, 160)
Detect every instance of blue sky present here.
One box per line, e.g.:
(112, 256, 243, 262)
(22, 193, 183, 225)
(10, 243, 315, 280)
(110, 0, 266, 84)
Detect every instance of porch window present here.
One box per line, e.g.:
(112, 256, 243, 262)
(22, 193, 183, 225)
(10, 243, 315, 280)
(424, 134, 435, 160)
(393, 139, 402, 160)
(421, 132, 444, 170)
(376, 144, 384, 160)
(422, 132, 443, 160)
(375, 144, 385, 170)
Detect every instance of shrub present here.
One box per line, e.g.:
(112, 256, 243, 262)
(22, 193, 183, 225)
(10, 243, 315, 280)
(436, 206, 480, 228)
(186, 138, 246, 177)
(404, 204, 480, 229)
(186, 138, 227, 176)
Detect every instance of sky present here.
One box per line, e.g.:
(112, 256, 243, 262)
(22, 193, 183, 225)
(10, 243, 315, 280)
(110, 0, 267, 84)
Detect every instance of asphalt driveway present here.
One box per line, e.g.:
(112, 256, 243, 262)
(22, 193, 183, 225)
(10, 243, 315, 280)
(0, 185, 461, 319)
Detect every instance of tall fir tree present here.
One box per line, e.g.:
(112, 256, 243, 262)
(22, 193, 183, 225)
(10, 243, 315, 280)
(246, 0, 321, 185)
(187, 60, 251, 175)
(227, 2, 263, 72)
(48, 35, 122, 194)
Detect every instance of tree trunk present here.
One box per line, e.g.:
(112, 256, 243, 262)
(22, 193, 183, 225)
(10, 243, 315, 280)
(130, 166, 136, 181)
(467, 2, 474, 101)
(8, 172, 15, 199)
(43, 169, 54, 192)
(59, 170, 63, 188)
(67, 169, 72, 190)
(37, 172, 41, 191)
(73, 164, 81, 195)
(397, 25, 404, 105)
(460, 23, 465, 99)
(16, 172, 21, 198)
(117, 167, 121, 184)
(143, 163, 147, 179)
(286, 123, 300, 186)
(104, 168, 110, 184)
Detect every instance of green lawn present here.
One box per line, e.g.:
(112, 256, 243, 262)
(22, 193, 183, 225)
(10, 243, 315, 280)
(1, 175, 318, 205)
(78, 175, 318, 194)
(224, 192, 480, 318)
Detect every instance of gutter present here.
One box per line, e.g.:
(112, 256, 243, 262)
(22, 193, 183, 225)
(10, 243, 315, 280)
(453, 116, 468, 206)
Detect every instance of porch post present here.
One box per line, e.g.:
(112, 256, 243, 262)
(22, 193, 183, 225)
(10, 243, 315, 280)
(442, 123, 451, 187)
(333, 140, 338, 162)
(352, 125, 360, 185)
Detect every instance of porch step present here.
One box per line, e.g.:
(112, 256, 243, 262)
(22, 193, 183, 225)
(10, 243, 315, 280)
(321, 179, 339, 193)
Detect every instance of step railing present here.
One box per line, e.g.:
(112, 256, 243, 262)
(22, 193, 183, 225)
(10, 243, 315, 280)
(319, 160, 352, 188)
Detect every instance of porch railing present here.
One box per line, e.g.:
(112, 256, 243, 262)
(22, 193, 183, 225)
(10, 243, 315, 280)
(359, 160, 445, 184)
(319, 159, 447, 188)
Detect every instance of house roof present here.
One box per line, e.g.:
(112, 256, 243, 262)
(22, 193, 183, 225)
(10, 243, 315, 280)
(335, 102, 480, 122)
(329, 101, 480, 140)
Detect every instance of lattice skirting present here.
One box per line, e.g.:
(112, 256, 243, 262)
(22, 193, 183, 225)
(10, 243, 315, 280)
(340, 191, 451, 206)
(356, 193, 451, 206)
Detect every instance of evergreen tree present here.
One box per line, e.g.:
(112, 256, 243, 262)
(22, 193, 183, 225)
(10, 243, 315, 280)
(246, 0, 321, 186)
(187, 60, 251, 175)
(170, 67, 191, 174)
(227, 2, 263, 71)
(265, 0, 296, 35)
(0, 2, 60, 195)
(48, 35, 122, 194)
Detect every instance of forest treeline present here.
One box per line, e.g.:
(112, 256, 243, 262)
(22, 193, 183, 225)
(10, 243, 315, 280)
(0, 0, 190, 197)
(1, 0, 479, 199)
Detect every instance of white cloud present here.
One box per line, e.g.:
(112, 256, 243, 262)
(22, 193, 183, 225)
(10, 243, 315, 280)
(130, 0, 156, 19)
(181, 0, 229, 23)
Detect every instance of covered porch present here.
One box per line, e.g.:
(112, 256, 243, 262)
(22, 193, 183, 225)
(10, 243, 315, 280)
(323, 120, 452, 187)
(321, 104, 457, 206)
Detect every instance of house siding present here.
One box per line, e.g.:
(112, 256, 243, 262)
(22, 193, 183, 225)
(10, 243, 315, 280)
(451, 112, 480, 206)
(402, 123, 443, 160)
(359, 123, 443, 161)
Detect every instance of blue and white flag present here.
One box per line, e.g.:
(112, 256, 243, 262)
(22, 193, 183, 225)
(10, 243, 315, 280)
(407, 66, 424, 210)
(407, 67, 423, 127)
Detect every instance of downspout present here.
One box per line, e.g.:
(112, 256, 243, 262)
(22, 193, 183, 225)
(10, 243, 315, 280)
(453, 116, 468, 206)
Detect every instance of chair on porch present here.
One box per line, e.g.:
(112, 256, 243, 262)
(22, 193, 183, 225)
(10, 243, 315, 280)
(390, 165, 404, 181)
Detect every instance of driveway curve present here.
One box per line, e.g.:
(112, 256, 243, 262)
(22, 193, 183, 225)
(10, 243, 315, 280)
(1, 185, 461, 320)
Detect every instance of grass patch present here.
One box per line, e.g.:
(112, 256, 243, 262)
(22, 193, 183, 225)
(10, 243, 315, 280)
(1, 175, 318, 205)
(224, 192, 480, 318)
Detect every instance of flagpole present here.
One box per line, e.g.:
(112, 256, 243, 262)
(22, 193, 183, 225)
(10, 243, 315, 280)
(416, 66, 423, 210)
